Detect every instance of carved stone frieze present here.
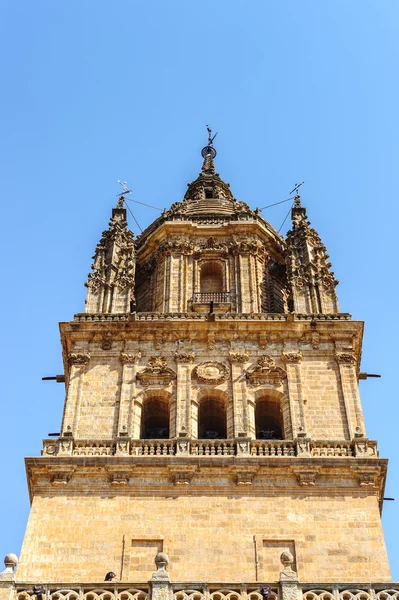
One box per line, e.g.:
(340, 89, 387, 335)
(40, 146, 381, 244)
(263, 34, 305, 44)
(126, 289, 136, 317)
(68, 352, 90, 366)
(246, 355, 287, 386)
(193, 361, 229, 384)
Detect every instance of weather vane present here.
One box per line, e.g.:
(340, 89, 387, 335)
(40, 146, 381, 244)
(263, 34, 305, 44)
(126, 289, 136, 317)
(206, 124, 218, 146)
(202, 124, 218, 158)
(117, 180, 132, 196)
(290, 181, 305, 196)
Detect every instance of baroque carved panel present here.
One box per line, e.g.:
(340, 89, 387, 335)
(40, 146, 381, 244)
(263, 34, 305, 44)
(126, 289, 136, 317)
(192, 361, 229, 384)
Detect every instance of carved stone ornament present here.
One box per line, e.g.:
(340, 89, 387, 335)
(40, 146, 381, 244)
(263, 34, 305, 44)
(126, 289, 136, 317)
(136, 356, 176, 387)
(294, 470, 317, 487)
(228, 351, 249, 363)
(101, 332, 113, 350)
(168, 466, 197, 485)
(68, 352, 90, 366)
(193, 361, 229, 384)
(174, 352, 195, 363)
(246, 355, 287, 386)
(231, 466, 258, 485)
(335, 352, 356, 365)
(120, 351, 141, 364)
(282, 351, 302, 364)
(358, 473, 376, 487)
(110, 472, 129, 486)
(50, 472, 70, 486)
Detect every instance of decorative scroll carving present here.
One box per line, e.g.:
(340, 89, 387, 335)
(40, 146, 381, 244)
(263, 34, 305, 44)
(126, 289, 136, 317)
(335, 352, 356, 365)
(168, 466, 197, 485)
(136, 356, 176, 387)
(68, 352, 90, 366)
(228, 352, 249, 363)
(282, 351, 302, 363)
(120, 351, 142, 364)
(174, 352, 195, 363)
(294, 470, 317, 486)
(246, 355, 287, 386)
(193, 361, 229, 384)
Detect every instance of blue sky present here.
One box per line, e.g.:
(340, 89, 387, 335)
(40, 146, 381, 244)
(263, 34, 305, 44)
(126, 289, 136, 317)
(1, 0, 398, 580)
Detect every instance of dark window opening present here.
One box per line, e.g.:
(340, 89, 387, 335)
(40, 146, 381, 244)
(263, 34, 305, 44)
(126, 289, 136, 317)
(255, 399, 283, 439)
(205, 189, 213, 199)
(141, 398, 169, 439)
(198, 398, 227, 438)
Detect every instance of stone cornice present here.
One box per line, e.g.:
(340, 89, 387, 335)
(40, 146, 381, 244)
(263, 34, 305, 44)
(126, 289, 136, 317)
(26, 455, 388, 508)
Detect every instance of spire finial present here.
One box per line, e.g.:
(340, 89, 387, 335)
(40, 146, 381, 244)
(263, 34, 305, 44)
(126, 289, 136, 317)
(290, 181, 305, 207)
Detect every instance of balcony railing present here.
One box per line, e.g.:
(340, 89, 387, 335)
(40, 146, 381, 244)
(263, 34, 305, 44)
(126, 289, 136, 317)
(193, 291, 230, 303)
(42, 438, 378, 458)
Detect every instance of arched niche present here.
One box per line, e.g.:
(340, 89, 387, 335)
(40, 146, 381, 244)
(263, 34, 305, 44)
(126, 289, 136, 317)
(193, 389, 232, 439)
(200, 261, 224, 293)
(139, 390, 172, 439)
(254, 390, 286, 440)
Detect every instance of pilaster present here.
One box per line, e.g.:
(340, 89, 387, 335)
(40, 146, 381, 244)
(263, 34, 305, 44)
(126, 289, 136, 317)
(61, 350, 90, 437)
(281, 351, 305, 438)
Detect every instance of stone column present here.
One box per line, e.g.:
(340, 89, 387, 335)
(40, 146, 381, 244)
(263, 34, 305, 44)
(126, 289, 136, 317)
(61, 351, 90, 437)
(335, 351, 363, 439)
(281, 351, 306, 438)
(229, 352, 249, 439)
(174, 352, 194, 436)
(117, 351, 141, 447)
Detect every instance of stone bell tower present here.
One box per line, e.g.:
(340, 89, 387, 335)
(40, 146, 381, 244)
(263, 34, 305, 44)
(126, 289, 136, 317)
(6, 134, 394, 600)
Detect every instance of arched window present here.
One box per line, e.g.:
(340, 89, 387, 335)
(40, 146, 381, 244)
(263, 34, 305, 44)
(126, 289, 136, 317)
(200, 261, 223, 293)
(141, 397, 170, 439)
(255, 397, 284, 439)
(198, 397, 227, 439)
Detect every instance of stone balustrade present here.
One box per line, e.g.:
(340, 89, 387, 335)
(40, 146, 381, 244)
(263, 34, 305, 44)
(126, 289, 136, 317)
(190, 440, 236, 456)
(72, 312, 353, 323)
(9, 583, 399, 600)
(41, 438, 378, 459)
(250, 440, 296, 456)
(131, 440, 176, 456)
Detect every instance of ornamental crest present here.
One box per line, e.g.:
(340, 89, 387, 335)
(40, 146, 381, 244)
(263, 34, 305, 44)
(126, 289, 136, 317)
(193, 361, 229, 384)
(136, 356, 176, 387)
(246, 355, 286, 386)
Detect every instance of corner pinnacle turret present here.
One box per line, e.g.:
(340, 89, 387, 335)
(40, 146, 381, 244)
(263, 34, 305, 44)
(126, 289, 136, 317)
(285, 189, 339, 314)
(84, 194, 135, 313)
